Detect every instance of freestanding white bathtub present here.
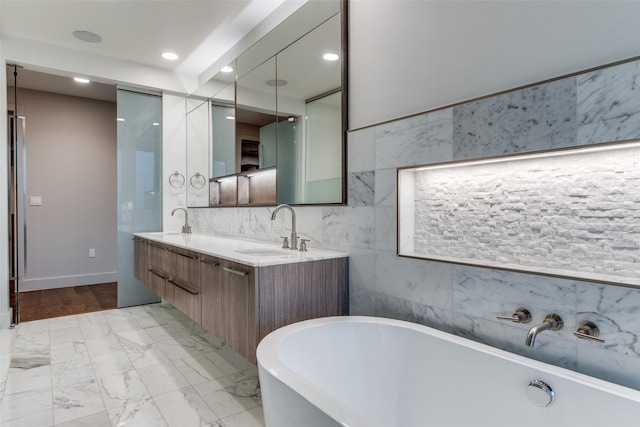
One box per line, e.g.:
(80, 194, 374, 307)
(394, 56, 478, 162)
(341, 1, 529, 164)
(257, 316, 640, 427)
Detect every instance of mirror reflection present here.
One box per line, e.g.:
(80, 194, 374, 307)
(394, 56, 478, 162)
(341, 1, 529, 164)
(187, 0, 344, 207)
(276, 12, 342, 204)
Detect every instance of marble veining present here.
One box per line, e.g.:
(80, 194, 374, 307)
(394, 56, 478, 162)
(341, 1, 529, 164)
(348, 171, 375, 207)
(577, 59, 640, 145)
(453, 76, 577, 158)
(0, 304, 265, 427)
(9, 355, 50, 370)
(375, 108, 453, 169)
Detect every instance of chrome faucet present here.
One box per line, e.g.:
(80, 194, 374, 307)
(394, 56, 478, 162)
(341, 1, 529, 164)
(525, 314, 563, 347)
(271, 204, 297, 250)
(171, 207, 191, 234)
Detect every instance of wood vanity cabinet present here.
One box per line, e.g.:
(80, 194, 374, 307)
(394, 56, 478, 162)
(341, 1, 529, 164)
(166, 246, 202, 324)
(201, 258, 256, 360)
(136, 239, 202, 323)
(136, 236, 348, 364)
(133, 237, 150, 284)
(147, 241, 170, 299)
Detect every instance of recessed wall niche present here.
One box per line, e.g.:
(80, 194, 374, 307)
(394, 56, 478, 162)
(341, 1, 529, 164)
(398, 140, 640, 287)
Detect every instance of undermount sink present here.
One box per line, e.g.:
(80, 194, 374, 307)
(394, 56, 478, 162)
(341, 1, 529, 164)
(234, 248, 290, 257)
(149, 231, 182, 236)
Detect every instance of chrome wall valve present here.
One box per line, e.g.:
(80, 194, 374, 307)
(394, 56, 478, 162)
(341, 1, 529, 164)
(496, 308, 532, 323)
(574, 321, 605, 344)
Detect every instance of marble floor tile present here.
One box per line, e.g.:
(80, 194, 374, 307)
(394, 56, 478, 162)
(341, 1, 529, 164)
(53, 380, 105, 424)
(173, 354, 231, 385)
(4, 364, 51, 394)
(51, 357, 95, 388)
(1, 387, 53, 425)
(78, 321, 113, 340)
(106, 396, 168, 426)
(84, 334, 123, 357)
(90, 349, 133, 379)
(221, 406, 265, 427)
(50, 326, 84, 346)
(54, 410, 111, 427)
(0, 303, 265, 427)
(98, 369, 150, 410)
(154, 386, 220, 427)
(193, 370, 261, 420)
(121, 340, 171, 370)
(1, 404, 54, 427)
(137, 361, 190, 396)
(50, 341, 88, 365)
(48, 315, 80, 332)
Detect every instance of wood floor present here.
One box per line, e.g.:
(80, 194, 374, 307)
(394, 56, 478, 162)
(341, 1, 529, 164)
(17, 282, 118, 322)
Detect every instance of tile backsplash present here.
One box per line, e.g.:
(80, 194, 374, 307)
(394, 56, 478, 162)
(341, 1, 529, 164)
(190, 58, 640, 390)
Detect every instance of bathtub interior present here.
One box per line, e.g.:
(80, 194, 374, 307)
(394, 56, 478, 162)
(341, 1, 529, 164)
(259, 317, 640, 427)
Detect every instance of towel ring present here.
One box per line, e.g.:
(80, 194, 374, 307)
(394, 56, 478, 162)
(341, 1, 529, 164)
(168, 171, 185, 188)
(190, 172, 207, 189)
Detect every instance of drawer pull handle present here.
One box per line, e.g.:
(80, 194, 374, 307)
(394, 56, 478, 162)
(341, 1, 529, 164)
(223, 266, 248, 277)
(169, 249, 198, 259)
(148, 268, 169, 280)
(200, 259, 220, 267)
(168, 279, 200, 295)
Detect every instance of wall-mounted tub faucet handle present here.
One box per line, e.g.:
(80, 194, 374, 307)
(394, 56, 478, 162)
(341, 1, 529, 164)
(280, 236, 290, 249)
(525, 314, 563, 348)
(574, 321, 605, 344)
(496, 308, 532, 323)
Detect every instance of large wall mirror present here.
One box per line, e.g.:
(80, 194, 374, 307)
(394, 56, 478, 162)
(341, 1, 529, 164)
(185, 0, 346, 207)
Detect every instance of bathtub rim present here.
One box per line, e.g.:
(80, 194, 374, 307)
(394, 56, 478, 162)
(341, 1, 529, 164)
(257, 315, 640, 427)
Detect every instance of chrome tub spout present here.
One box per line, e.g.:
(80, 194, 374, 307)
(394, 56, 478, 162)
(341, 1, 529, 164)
(526, 314, 563, 347)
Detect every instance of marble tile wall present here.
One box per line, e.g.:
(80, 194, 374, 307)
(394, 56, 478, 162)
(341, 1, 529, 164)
(190, 58, 640, 391)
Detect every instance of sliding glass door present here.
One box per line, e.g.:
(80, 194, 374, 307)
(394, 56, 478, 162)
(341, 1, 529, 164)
(116, 89, 162, 307)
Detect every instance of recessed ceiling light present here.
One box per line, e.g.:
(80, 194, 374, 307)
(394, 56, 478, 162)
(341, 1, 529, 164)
(73, 30, 102, 43)
(323, 53, 339, 61)
(221, 66, 234, 73)
(162, 52, 179, 61)
(226, 116, 235, 120)
(153, 122, 160, 126)
(74, 77, 90, 84)
(265, 79, 287, 87)
(117, 118, 125, 122)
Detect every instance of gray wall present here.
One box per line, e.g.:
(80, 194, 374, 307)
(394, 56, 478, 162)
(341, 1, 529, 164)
(12, 88, 117, 290)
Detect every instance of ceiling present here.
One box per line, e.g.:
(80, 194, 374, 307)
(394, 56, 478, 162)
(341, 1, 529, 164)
(0, 0, 292, 100)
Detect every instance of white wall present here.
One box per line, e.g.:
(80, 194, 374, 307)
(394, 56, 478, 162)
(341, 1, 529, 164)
(12, 88, 117, 291)
(349, 0, 640, 129)
(162, 94, 188, 231)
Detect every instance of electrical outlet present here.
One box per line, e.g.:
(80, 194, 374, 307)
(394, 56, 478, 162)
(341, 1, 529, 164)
(89, 248, 96, 258)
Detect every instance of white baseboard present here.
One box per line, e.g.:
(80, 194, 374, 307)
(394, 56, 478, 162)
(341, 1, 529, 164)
(0, 308, 12, 329)
(19, 272, 118, 292)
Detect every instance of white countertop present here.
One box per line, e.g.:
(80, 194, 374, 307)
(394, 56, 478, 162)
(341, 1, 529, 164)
(135, 232, 349, 267)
